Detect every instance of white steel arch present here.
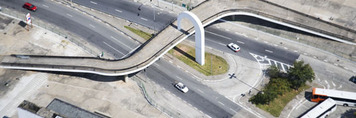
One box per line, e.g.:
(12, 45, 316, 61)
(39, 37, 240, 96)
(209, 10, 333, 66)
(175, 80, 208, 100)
(177, 11, 205, 65)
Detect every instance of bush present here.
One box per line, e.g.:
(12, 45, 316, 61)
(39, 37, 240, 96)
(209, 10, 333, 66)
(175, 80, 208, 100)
(267, 66, 280, 78)
(249, 78, 291, 105)
(288, 61, 315, 89)
(250, 61, 315, 105)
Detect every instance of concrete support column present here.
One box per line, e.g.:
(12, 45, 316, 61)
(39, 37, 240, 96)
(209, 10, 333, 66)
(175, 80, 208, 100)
(177, 11, 205, 65)
(124, 75, 128, 82)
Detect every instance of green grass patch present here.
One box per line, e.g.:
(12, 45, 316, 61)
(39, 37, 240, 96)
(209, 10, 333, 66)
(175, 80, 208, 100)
(124, 26, 153, 40)
(256, 85, 311, 117)
(168, 44, 229, 76)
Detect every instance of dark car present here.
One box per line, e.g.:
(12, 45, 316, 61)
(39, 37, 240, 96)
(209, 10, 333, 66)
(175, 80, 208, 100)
(23, 2, 37, 12)
(350, 76, 356, 83)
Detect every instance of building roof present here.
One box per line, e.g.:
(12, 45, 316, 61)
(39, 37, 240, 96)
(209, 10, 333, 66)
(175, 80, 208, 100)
(46, 98, 103, 118)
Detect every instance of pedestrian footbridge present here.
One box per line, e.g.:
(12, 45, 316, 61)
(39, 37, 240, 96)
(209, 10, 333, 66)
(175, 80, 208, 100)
(1, 0, 355, 76)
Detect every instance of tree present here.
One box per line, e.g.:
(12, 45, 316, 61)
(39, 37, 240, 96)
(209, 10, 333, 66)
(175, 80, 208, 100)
(287, 61, 315, 89)
(267, 65, 280, 78)
(266, 78, 291, 96)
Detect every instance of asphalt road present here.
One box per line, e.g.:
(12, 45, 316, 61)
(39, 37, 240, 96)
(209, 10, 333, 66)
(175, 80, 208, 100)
(200, 23, 299, 65)
(143, 22, 299, 117)
(146, 59, 244, 118)
(72, 0, 176, 31)
(0, 0, 139, 58)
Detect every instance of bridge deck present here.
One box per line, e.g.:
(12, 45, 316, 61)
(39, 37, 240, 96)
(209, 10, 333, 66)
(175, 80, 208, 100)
(1, 0, 355, 75)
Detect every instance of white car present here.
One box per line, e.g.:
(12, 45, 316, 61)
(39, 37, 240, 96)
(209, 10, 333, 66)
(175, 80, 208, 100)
(227, 43, 241, 52)
(174, 82, 189, 93)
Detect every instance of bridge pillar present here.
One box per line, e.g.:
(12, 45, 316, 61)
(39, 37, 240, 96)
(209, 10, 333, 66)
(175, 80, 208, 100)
(177, 11, 205, 65)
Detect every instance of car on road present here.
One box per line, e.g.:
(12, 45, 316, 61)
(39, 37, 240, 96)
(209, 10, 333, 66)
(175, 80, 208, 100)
(227, 43, 240, 52)
(23, 2, 37, 12)
(350, 76, 356, 84)
(174, 82, 189, 93)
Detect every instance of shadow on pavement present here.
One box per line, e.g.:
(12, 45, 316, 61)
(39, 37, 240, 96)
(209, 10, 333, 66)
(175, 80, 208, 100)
(304, 91, 312, 101)
(31, 70, 138, 82)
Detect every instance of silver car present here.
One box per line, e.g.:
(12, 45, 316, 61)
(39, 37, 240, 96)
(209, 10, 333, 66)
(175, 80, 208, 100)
(175, 82, 189, 93)
(227, 43, 241, 52)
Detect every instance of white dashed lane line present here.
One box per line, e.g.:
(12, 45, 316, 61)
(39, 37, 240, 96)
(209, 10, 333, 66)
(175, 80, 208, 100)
(66, 14, 73, 17)
(206, 38, 225, 46)
(265, 49, 273, 53)
(42, 4, 49, 8)
(103, 41, 124, 55)
(196, 89, 204, 93)
(236, 40, 245, 44)
(206, 30, 232, 40)
(115, 9, 122, 13)
(140, 17, 148, 21)
(90, 1, 97, 4)
(110, 36, 132, 49)
(218, 101, 225, 106)
(89, 24, 95, 28)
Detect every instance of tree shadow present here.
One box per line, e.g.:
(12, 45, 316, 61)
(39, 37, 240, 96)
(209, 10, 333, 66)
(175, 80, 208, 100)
(304, 91, 312, 101)
(341, 109, 356, 118)
(172, 47, 196, 62)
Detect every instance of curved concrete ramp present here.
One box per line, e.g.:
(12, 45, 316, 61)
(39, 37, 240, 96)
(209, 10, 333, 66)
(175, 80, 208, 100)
(1, 1, 356, 76)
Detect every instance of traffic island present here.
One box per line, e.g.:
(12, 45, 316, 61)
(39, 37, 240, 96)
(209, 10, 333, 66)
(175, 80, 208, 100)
(124, 26, 153, 40)
(168, 44, 229, 76)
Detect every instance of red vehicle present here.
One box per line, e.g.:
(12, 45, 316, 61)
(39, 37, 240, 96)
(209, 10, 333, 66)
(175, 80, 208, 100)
(23, 2, 37, 12)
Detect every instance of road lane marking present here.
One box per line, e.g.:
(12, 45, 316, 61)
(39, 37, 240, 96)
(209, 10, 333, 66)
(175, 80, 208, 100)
(265, 50, 273, 53)
(110, 36, 132, 49)
(153, 63, 159, 67)
(90, 1, 97, 4)
(196, 89, 204, 93)
(331, 81, 336, 87)
(206, 30, 232, 40)
(236, 40, 245, 44)
(103, 41, 124, 55)
(140, 17, 148, 21)
(230, 108, 236, 113)
(206, 38, 225, 46)
(115, 9, 122, 13)
(324, 80, 330, 89)
(281, 64, 286, 72)
(176, 76, 182, 80)
(89, 24, 95, 28)
(218, 101, 225, 106)
(42, 4, 49, 8)
(66, 14, 73, 17)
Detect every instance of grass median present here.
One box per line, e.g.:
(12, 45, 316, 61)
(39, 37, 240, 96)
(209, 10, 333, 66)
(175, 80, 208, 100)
(168, 44, 229, 76)
(124, 26, 153, 40)
(256, 85, 311, 117)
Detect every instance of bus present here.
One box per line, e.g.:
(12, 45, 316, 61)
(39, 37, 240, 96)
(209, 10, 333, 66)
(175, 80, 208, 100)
(311, 88, 356, 107)
(300, 98, 337, 118)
